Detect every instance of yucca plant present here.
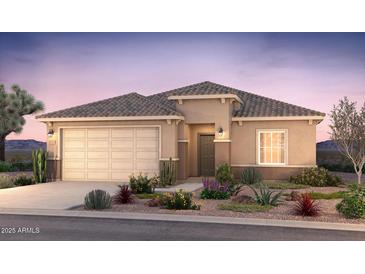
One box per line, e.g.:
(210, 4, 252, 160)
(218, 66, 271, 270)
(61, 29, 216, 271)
(240, 167, 262, 185)
(32, 148, 48, 183)
(113, 185, 134, 204)
(249, 183, 282, 206)
(159, 158, 176, 186)
(84, 189, 112, 209)
(294, 193, 321, 216)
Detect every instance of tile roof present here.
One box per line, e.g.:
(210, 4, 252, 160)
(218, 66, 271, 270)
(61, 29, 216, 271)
(37, 92, 181, 118)
(37, 81, 325, 119)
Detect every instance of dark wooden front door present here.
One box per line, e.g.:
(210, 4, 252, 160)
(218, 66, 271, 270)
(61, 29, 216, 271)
(199, 134, 215, 176)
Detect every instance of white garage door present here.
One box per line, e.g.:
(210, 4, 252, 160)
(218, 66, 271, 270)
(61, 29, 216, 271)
(62, 127, 159, 181)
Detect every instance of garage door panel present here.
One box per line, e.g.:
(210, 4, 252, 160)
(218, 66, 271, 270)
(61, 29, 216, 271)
(64, 129, 85, 138)
(64, 151, 85, 159)
(136, 128, 158, 138)
(63, 171, 85, 180)
(87, 172, 110, 180)
(64, 140, 85, 149)
(112, 128, 133, 138)
(111, 172, 132, 180)
(87, 161, 109, 169)
(64, 161, 85, 169)
(87, 129, 109, 138)
(136, 151, 158, 159)
(87, 140, 109, 149)
(63, 127, 159, 181)
(87, 151, 109, 159)
(136, 161, 159, 170)
(111, 140, 133, 149)
(112, 151, 133, 159)
(111, 161, 134, 170)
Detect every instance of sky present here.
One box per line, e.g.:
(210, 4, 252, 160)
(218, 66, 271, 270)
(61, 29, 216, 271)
(0, 32, 364, 142)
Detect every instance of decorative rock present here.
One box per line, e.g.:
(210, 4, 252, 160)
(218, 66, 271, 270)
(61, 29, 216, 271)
(145, 198, 161, 207)
(290, 191, 301, 201)
(231, 195, 255, 204)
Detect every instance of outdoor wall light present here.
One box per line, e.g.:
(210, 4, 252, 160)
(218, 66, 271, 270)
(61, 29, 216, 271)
(47, 129, 54, 138)
(218, 127, 224, 137)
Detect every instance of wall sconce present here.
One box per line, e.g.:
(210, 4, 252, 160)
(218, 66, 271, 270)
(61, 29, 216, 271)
(47, 129, 54, 138)
(218, 127, 224, 137)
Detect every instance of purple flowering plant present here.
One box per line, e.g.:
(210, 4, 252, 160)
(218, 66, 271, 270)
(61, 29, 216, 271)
(201, 178, 230, 200)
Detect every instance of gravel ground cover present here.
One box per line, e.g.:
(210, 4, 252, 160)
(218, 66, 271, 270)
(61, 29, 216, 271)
(72, 184, 365, 224)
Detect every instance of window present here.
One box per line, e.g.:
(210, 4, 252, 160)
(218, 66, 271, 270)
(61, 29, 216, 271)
(258, 130, 287, 165)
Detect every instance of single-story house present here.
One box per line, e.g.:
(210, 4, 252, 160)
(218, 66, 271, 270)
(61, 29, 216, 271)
(36, 81, 325, 182)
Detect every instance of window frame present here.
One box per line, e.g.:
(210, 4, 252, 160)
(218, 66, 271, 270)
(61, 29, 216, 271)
(256, 129, 288, 166)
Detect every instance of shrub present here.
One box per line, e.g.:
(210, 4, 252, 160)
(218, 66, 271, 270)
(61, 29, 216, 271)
(129, 174, 155, 194)
(200, 178, 230, 200)
(218, 203, 272, 213)
(32, 148, 48, 183)
(11, 162, 33, 172)
(336, 185, 365, 219)
(135, 193, 161, 199)
(0, 161, 15, 172)
(215, 163, 234, 185)
(293, 193, 321, 216)
(240, 168, 262, 185)
(113, 185, 134, 204)
(159, 158, 176, 186)
(0, 175, 14, 189)
(13, 174, 35, 186)
(289, 167, 342, 187)
(161, 190, 200, 210)
(84, 189, 112, 209)
(248, 184, 283, 206)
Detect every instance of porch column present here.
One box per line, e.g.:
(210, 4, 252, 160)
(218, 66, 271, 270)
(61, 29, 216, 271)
(177, 141, 189, 180)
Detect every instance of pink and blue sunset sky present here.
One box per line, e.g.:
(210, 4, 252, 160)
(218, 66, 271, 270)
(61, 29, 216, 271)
(1, 32, 364, 142)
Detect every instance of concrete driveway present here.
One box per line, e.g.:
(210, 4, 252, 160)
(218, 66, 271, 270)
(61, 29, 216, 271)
(0, 181, 120, 210)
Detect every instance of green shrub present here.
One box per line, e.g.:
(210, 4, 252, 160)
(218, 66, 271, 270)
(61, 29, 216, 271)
(218, 203, 272, 213)
(161, 190, 200, 210)
(32, 148, 48, 183)
(0, 161, 15, 172)
(129, 174, 155, 194)
(215, 163, 234, 185)
(0, 175, 15, 189)
(135, 193, 161, 199)
(84, 189, 112, 209)
(240, 168, 262, 185)
(249, 184, 283, 206)
(336, 184, 365, 219)
(11, 162, 33, 172)
(13, 174, 35, 186)
(289, 167, 342, 187)
(200, 188, 230, 200)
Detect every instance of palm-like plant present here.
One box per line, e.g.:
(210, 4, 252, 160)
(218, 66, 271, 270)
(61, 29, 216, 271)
(0, 84, 44, 161)
(249, 183, 283, 206)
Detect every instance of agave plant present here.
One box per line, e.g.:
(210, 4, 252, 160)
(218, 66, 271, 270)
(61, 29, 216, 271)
(249, 183, 282, 206)
(84, 189, 112, 209)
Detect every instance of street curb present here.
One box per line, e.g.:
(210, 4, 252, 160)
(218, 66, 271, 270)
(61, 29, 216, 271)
(1, 208, 365, 232)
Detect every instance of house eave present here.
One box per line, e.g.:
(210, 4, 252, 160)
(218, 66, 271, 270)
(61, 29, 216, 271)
(37, 115, 185, 122)
(232, 115, 325, 122)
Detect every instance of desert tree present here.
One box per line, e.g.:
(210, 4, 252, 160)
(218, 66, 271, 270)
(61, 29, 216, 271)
(329, 97, 365, 184)
(0, 84, 44, 161)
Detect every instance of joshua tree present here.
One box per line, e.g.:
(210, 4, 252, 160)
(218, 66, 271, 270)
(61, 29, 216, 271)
(330, 97, 365, 184)
(0, 84, 44, 161)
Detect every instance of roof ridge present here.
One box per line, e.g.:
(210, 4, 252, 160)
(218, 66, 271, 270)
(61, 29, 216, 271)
(133, 92, 182, 115)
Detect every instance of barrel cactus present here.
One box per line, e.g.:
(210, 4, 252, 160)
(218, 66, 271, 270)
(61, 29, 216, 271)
(84, 189, 112, 209)
(32, 148, 48, 183)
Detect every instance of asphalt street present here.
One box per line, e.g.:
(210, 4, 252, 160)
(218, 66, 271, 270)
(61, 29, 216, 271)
(0, 214, 365, 240)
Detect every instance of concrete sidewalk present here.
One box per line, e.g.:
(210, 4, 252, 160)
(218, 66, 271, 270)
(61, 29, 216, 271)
(1, 207, 365, 232)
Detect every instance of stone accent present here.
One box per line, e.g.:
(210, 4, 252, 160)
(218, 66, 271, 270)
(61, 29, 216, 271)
(232, 166, 305, 180)
(47, 159, 62, 181)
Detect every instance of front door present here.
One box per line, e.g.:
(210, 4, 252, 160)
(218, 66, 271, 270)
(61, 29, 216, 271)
(199, 134, 215, 176)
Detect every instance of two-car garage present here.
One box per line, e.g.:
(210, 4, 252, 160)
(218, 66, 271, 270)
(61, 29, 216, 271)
(62, 127, 160, 181)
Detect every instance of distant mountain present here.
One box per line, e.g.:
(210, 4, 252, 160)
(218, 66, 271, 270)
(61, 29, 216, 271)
(5, 139, 46, 151)
(316, 140, 339, 151)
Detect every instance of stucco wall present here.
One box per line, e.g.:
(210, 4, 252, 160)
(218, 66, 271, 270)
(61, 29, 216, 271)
(231, 120, 317, 166)
(46, 120, 179, 161)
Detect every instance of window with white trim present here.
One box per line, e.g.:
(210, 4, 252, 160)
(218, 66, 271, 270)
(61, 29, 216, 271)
(258, 130, 287, 165)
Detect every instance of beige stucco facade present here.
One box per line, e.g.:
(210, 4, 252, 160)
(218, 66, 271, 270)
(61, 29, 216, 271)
(42, 96, 322, 181)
